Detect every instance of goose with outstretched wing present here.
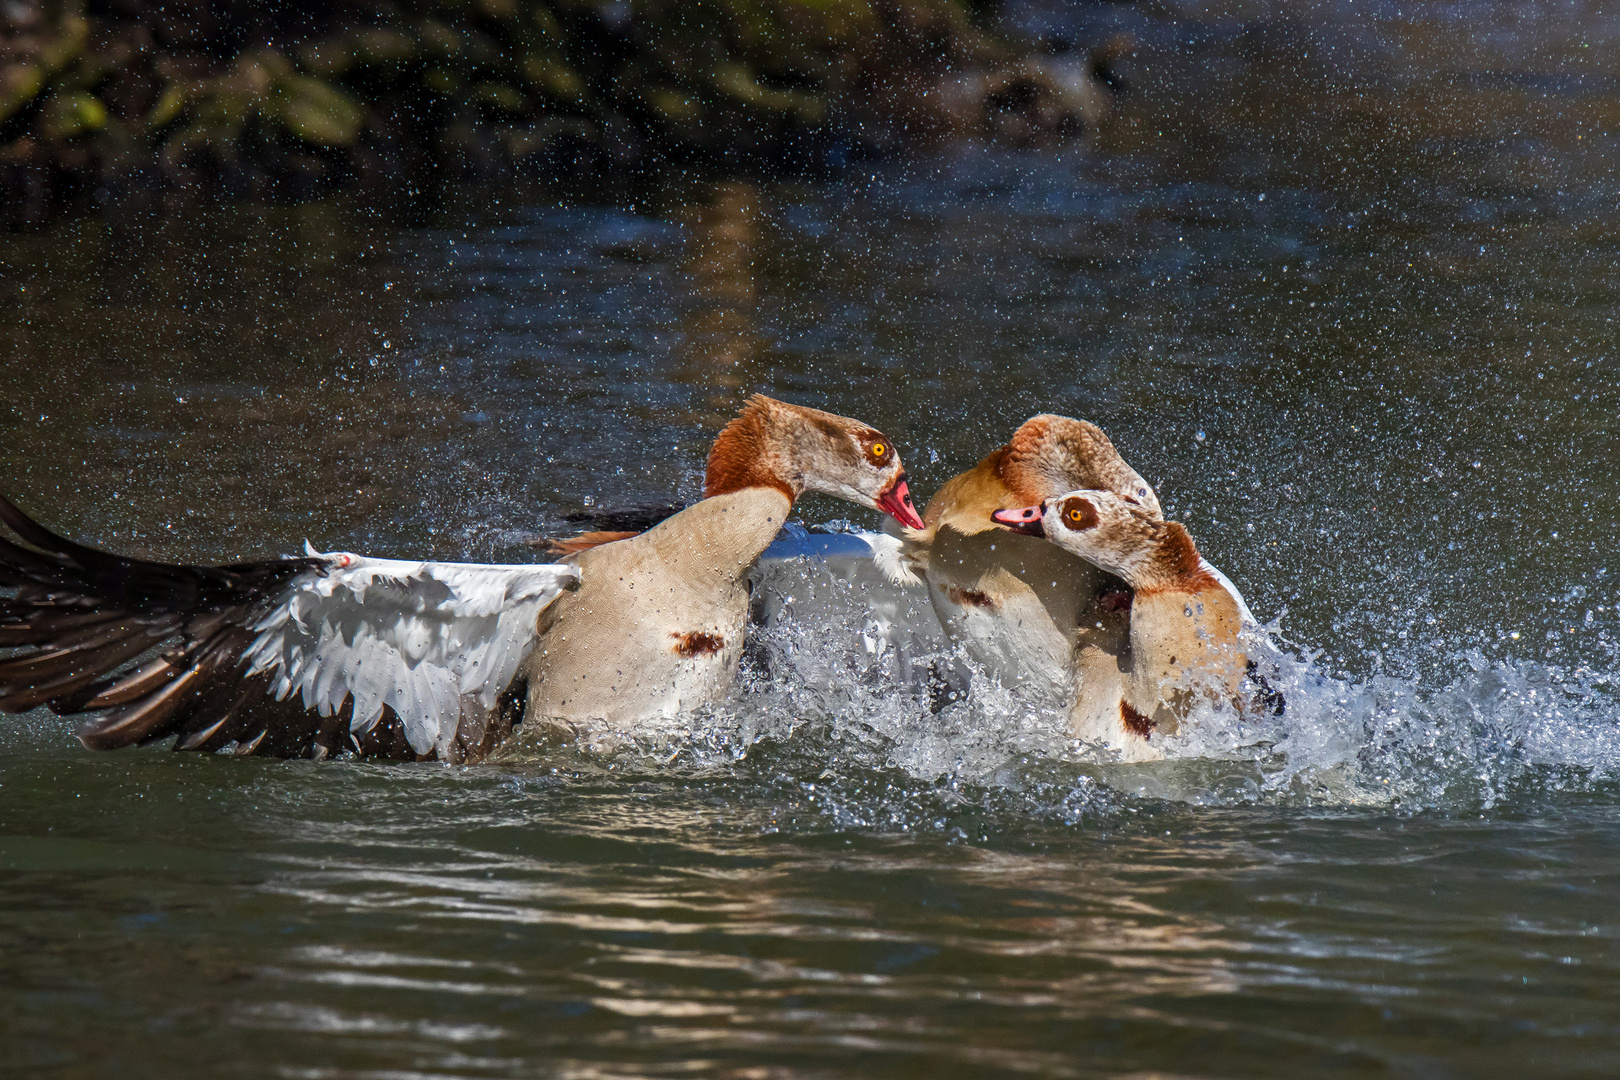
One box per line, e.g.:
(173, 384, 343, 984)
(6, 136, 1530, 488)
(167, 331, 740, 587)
(0, 498, 579, 761)
(0, 395, 925, 762)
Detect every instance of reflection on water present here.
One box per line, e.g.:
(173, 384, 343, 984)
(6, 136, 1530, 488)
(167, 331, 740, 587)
(675, 181, 768, 426)
(0, 199, 443, 557)
(6, 731, 1620, 1077)
(4, 0, 1620, 1075)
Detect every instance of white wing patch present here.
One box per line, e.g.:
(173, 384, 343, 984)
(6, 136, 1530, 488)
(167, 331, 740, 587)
(1199, 557, 1256, 628)
(242, 549, 579, 756)
(761, 527, 926, 587)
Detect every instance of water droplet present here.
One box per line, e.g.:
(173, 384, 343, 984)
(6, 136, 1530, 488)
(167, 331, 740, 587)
(1195, 430, 1207, 442)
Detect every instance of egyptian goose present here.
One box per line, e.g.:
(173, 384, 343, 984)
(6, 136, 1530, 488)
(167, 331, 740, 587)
(993, 491, 1255, 760)
(0, 395, 924, 762)
(888, 415, 1160, 703)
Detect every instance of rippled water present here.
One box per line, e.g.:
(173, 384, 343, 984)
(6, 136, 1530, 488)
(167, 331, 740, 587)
(4, 0, 1620, 1075)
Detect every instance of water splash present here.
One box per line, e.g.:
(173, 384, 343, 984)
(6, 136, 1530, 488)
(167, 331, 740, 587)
(510, 556, 1620, 828)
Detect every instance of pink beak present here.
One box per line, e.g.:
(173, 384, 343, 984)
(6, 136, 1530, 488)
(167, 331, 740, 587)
(877, 474, 925, 530)
(990, 503, 1045, 537)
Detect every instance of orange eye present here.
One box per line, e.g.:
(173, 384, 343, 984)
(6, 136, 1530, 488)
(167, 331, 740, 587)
(870, 442, 885, 458)
(1060, 497, 1098, 530)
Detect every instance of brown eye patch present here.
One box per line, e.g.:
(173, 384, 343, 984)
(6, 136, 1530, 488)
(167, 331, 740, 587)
(1060, 496, 1098, 531)
(862, 435, 894, 467)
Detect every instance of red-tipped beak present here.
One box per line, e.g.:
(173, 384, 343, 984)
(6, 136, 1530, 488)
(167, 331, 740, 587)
(877, 474, 925, 531)
(991, 503, 1046, 537)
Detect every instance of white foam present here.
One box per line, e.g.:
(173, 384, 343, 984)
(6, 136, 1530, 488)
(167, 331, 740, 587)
(507, 556, 1620, 819)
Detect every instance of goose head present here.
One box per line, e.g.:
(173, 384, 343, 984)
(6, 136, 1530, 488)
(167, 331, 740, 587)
(996, 414, 1161, 514)
(992, 489, 1206, 592)
(706, 394, 925, 530)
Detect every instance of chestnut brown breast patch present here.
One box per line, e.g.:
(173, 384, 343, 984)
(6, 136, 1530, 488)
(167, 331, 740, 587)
(1120, 700, 1154, 739)
(672, 631, 726, 657)
(942, 584, 996, 609)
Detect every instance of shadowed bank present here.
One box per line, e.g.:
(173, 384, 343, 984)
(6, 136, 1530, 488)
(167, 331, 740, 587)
(0, 0, 1129, 224)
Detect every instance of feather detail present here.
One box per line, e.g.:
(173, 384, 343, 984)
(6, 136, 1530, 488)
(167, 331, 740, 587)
(704, 395, 799, 501)
(0, 495, 578, 761)
(76, 656, 179, 710)
(1198, 557, 1256, 628)
(757, 526, 926, 587)
(543, 530, 640, 555)
(864, 532, 926, 587)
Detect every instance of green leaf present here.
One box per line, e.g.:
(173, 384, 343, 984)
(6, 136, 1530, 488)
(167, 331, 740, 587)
(0, 65, 46, 125)
(275, 77, 365, 146)
(144, 84, 188, 130)
(39, 90, 107, 140)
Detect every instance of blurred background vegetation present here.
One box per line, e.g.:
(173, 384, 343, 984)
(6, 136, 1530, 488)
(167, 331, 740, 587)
(0, 0, 1128, 223)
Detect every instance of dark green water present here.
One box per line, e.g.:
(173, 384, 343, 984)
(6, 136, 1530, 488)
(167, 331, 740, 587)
(3, 0, 1620, 1075)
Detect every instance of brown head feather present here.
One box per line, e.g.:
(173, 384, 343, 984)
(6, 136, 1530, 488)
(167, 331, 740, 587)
(704, 394, 798, 501)
(929, 414, 1159, 537)
(1000, 415, 1159, 513)
(988, 444, 1046, 505)
(703, 394, 895, 506)
(1136, 522, 1219, 594)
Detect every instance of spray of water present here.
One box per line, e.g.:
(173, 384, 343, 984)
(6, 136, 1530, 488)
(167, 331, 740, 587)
(506, 554, 1620, 831)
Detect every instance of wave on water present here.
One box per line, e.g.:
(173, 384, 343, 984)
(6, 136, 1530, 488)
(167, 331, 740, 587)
(507, 550, 1620, 825)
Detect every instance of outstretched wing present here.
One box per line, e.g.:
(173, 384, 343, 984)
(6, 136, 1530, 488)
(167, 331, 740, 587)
(761, 525, 926, 586)
(0, 498, 577, 760)
(244, 549, 578, 755)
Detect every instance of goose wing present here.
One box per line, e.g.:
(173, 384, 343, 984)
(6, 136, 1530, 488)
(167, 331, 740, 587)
(1197, 556, 1257, 628)
(0, 498, 577, 760)
(760, 525, 925, 586)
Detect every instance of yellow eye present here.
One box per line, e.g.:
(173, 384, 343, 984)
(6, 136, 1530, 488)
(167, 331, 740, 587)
(870, 443, 885, 457)
(1060, 497, 1098, 530)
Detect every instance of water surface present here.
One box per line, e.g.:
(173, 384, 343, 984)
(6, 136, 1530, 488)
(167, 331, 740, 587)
(3, 0, 1619, 1075)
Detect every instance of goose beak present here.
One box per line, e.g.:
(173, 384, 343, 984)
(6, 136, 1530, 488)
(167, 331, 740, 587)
(877, 473, 925, 530)
(991, 503, 1046, 537)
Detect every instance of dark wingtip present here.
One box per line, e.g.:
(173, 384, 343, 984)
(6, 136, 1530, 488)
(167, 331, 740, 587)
(0, 496, 327, 756)
(0, 495, 62, 551)
(562, 503, 687, 533)
(0, 493, 123, 570)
